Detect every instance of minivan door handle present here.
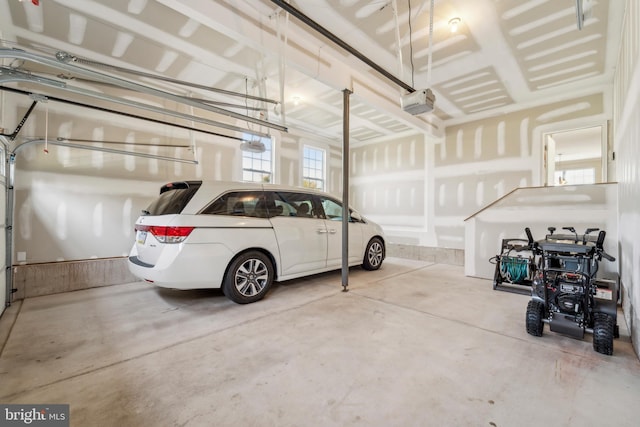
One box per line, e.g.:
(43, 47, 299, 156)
(328, 229, 337, 234)
(317, 228, 328, 234)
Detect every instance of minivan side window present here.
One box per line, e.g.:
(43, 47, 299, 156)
(272, 191, 320, 218)
(319, 197, 342, 220)
(200, 191, 267, 217)
(318, 196, 363, 222)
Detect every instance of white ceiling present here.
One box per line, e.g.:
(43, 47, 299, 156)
(0, 0, 626, 146)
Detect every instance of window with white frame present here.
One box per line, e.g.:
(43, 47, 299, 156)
(242, 136, 272, 183)
(302, 145, 325, 190)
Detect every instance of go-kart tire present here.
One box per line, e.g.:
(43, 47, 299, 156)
(526, 300, 544, 337)
(593, 313, 614, 355)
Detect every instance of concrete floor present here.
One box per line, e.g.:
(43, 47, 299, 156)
(0, 258, 638, 427)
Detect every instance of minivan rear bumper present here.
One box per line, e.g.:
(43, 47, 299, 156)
(128, 256, 153, 268)
(127, 243, 233, 289)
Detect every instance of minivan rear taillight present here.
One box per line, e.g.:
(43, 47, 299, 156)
(136, 225, 195, 244)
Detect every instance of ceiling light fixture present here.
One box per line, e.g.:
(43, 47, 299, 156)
(448, 17, 461, 33)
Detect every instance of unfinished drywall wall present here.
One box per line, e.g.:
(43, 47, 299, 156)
(351, 93, 609, 253)
(350, 131, 434, 246)
(614, 0, 640, 357)
(435, 93, 607, 249)
(5, 92, 337, 266)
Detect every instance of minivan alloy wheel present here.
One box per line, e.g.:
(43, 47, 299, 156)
(363, 238, 384, 270)
(223, 251, 274, 304)
(235, 258, 268, 296)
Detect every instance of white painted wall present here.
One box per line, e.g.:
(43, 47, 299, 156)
(613, 0, 640, 357)
(350, 131, 436, 247)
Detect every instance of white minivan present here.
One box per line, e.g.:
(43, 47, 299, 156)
(128, 181, 386, 303)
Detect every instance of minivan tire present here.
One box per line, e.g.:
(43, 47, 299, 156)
(223, 251, 274, 304)
(362, 237, 384, 271)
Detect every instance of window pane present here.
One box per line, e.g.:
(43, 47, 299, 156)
(302, 146, 325, 191)
(242, 135, 272, 183)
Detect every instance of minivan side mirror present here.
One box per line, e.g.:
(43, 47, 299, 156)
(350, 211, 363, 223)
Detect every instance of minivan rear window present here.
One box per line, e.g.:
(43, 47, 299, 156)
(144, 181, 202, 215)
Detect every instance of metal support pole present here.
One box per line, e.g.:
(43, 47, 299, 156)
(341, 89, 352, 292)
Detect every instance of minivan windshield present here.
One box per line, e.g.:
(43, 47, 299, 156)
(145, 181, 202, 215)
